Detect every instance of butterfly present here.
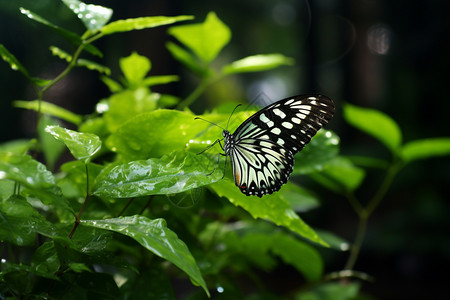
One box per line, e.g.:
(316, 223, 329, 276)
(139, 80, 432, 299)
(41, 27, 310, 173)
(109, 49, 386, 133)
(199, 94, 335, 197)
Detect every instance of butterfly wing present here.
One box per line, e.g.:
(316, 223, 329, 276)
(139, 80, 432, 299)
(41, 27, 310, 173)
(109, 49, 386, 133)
(228, 94, 334, 197)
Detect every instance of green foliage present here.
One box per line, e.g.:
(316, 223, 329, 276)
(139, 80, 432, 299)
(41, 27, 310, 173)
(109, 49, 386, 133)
(1, 1, 449, 299)
(343, 103, 402, 153)
(82, 216, 209, 296)
(14, 100, 83, 125)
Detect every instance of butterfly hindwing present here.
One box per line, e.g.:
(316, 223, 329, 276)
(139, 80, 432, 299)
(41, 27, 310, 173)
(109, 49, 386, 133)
(224, 94, 334, 197)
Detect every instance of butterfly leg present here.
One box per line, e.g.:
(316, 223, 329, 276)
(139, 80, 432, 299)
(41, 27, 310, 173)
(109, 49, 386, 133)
(206, 152, 226, 176)
(196, 138, 223, 155)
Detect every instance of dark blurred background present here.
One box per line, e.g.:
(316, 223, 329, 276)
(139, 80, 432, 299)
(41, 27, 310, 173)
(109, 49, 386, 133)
(1, 1, 449, 299)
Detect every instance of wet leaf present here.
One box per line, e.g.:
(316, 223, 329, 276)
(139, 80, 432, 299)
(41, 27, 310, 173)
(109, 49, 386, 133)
(82, 215, 210, 296)
(103, 89, 158, 132)
(101, 15, 194, 35)
(38, 116, 66, 171)
(45, 125, 101, 164)
(62, 0, 113, 31)
(19, 7, 102, 57)
(0, 195, 59, 246)
(106, 109, 208, 159)
(0, 44, 30, 78)
(293, 130, 340, 175)
(0, 152, 73, 215)
(0, 152, 56, 190)
(92, 151, 222, 198)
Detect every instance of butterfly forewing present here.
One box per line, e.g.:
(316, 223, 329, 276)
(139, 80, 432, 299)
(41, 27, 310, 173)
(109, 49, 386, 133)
(224, 94, 334, 197)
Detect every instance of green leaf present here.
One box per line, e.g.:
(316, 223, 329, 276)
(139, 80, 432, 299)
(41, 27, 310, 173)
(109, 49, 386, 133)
(45, 125, 101, 164)
(19, 7, 102, 57)
(0, 152, 73, 216)
(279, 183, 320, 212)
(120, 52, 151, 85)
(100, 76, 123, 92)
(343, 103, 402, 153)
(0, 139, 36, 155)
(0, 195, 57, 246)
(103, 89, 158, 132)
(38, 116, 66, 171)
(169, 12, 231, 62)
(166, 41, 207, 75)
(77, 59, 111, 75)
(62, 0, 113, 31)
(0, 44, 30, 78)
(101, 15, 194, 36)
(222, 54, 294, 75)
(298, 282, 360, 300)
(143, 75, 179, 87)
(60, 160, 104, 197)
(293, 130, 340, 175)
(401, 137, 450, 163)
(49, 46, 111, 75)
(31, 241, 60, 278)
(92, 151, 222, 198)
(270, 233, 323, 281)
(82, 215, 210, 297)
(210, 178, 328, 246)
(0, 152, 57, 190)
(106, 109, 209, 159)
(309, 156, 366, 193)
(315, 229, 350, 251)
(207, 222, 323, 280)
(14, 99, 83, 125)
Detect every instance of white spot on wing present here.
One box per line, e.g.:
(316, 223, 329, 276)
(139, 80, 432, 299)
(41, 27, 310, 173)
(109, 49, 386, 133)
(273, 108, 286, 119)
(282, 122, 293, 129)
(271, 128, 281, 135)
(296, 113, 307, 119)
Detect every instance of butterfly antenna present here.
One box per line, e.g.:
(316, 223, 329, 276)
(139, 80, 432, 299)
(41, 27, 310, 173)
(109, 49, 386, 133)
(194, 117, 225, 131)
(226, 104, 242, 130)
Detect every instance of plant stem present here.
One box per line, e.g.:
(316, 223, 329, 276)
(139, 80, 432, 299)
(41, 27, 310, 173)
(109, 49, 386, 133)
(40, 44, 85, 95)
(38, 31, 102, 96)
(68, 163, 90, 239)
(366, 163, 400, 216)
(344, 162, 400, 270)
(116, 197, 135, 217)
(177, 78, 210, 110)
(176, 72, 224, 110)
(344, 213, 368, 270)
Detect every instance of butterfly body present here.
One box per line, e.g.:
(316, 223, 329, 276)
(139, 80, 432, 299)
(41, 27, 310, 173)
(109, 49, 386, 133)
(222, 94, 334, 197)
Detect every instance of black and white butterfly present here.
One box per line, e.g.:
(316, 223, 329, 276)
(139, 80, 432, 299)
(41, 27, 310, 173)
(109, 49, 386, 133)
(200, 94, 334, 197)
